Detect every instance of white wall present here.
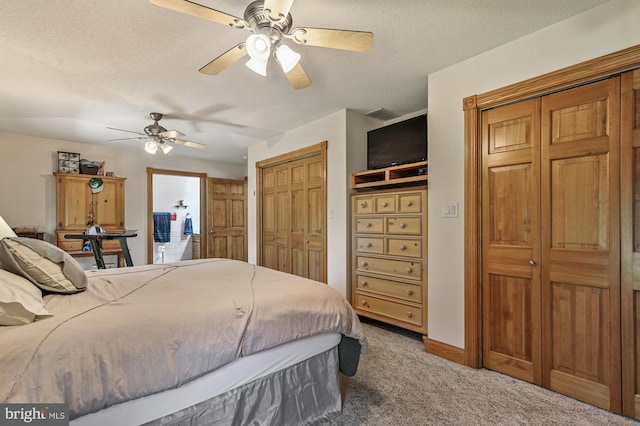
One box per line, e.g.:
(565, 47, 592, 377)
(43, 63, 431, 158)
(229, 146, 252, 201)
(427, 0, 640, 348)
(0, 132, 245, 266)
(247, 109, 378, 297)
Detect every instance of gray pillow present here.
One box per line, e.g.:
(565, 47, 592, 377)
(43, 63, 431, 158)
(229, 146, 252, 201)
(0, 237, 87, 294)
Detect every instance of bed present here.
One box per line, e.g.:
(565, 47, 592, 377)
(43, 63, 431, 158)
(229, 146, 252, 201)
(0, 236, 367, 425)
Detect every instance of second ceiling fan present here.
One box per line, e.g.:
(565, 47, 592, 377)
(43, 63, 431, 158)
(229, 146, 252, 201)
(149, 0, 374, 89)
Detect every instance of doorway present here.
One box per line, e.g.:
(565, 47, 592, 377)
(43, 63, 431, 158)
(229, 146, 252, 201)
(146, 168, 207, 264)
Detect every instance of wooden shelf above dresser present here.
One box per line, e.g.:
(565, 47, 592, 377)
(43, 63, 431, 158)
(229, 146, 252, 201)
(351, 160, 428, 189)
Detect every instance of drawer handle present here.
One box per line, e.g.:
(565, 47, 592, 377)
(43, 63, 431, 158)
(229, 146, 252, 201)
(366, 242, 372, 247)
(406, 267, 413, 273)
(362, 261, 368, 267)
(399, 223, 406, 229)
(406, 312, 413, 318)
(360, 202, 367, 208)
(382, 202, 388, 207)
(365, 222, 372, 228)
(361, 300, 368, 307)
(406, 289, 413, 296)
(400, 245, 406, 251)
(361, 281, 368, 287)
(406, 201, 413, 207)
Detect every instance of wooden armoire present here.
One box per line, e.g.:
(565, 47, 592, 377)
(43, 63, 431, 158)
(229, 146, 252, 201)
(256, 142, 327, 282)
(464, 45, 640, 419)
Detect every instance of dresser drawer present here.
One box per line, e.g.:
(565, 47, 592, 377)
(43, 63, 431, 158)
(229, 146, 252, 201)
(355, 274, 422, 303)
(386, 238, 422, 258)
(355, 217, 384, 233)
(375, 195, 396, 213)
(101, 240, 121, 250)
(57, 239, 84, 251)
(355, 237, 383, 254)
(355, 255, 422, 280)
(354, 196, 374, 214)
(355, 293, 423, 327)
(398, 192, 422, 213)
(386, 216, 422, 235)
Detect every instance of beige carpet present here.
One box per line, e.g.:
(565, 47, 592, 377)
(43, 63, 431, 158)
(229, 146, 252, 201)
(327, 319, 639, 426)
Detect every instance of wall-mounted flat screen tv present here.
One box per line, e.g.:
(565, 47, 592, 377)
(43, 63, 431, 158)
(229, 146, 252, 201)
(367, 114, 427, 170)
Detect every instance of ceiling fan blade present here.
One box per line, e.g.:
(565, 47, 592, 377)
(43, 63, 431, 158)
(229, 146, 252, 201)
(263, 0, 295, 21)
(284, 62, 312, 90)
(170, 139, 206, 149)
(290, 27, 374, 52)
(108, 136, 149, 142)
(149, 0, 247, 28)
(107, 127, 146, 136)
(199, 43, 247, 76)
(160, 129, 185, 139)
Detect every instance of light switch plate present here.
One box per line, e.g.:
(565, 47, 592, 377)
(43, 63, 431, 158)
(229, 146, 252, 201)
(442, 202, 459, 218)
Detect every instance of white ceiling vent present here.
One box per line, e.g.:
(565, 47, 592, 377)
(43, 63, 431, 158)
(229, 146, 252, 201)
(365, 108, 401, 121)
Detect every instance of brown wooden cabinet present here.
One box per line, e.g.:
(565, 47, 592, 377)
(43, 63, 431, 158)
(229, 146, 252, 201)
(351, 186, 428, 335)
(54, 173, 126, 251)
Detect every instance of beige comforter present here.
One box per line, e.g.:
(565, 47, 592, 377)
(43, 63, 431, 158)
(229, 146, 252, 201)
(0, 259, 367, 419)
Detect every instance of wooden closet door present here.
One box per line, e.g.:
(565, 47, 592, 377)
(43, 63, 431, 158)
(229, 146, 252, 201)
(481, 98, 542, 384)
(541, 78, 621, 412)
(261, 166, 278, 270)
(290, 155, 325, 282)
(257, 142, 327, 281)
(621, 69, 640, 419)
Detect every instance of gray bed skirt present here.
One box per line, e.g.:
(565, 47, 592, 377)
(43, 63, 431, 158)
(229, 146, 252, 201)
(143, 346, 342, 426)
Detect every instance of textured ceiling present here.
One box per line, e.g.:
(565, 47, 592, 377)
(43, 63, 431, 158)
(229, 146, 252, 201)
(0, 0, 610, 163)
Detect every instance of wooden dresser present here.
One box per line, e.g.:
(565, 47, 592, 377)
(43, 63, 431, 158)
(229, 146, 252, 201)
(351, 173, 427, 334)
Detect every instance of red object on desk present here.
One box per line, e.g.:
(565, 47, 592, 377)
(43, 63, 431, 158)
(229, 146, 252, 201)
(171, 212, 177, 221)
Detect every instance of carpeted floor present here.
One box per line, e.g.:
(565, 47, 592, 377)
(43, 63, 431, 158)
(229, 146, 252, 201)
(326, 319, 639, 426)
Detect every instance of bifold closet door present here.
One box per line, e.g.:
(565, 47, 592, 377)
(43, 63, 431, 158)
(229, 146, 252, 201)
(541, 78, 621, 412)
(482, 77, 622, 413)
(481, 98, 542, 385)
(621, 69, 640, 419)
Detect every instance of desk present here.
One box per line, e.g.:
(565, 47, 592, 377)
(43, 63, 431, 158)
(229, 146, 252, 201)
(64, 230, 137, 270)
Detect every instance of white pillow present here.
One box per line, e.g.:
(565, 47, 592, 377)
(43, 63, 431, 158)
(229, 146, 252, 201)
(0, 269, 52, 325)
(0, 216, 17, 239)
(0, 237, 87, 294)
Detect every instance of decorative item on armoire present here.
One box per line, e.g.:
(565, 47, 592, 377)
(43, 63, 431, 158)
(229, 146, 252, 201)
(152, 212, 171, 243)
(184, 213, 193, 235)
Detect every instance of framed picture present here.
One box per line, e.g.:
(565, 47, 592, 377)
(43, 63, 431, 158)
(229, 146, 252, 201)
(57, 151, 80, 174)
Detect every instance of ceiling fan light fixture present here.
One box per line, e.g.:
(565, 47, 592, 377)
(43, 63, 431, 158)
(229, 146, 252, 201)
(246, 33, 271, 60)
(144, 141, 158, 154)
(275, 44, 300, 73)
(160, 142, 173, 154)
(245, 33, 271, 76)
(245, 57, 268, 76)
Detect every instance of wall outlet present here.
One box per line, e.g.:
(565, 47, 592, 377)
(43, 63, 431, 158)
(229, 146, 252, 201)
(157, 245, 165, 252)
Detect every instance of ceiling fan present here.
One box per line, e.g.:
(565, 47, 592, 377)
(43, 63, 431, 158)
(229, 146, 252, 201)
(107, 112, 205, 155)
(149, 0, 374, 89)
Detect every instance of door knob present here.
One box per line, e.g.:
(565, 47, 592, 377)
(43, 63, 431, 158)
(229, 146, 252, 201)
(529, 260, 536, 266)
